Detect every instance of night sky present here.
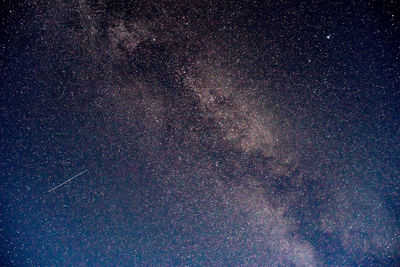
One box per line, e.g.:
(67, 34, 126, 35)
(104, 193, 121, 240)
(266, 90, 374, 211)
(1, 0, 400, 266)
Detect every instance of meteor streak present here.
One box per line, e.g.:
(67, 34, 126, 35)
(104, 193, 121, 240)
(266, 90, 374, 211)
(48, 170, 88, 193)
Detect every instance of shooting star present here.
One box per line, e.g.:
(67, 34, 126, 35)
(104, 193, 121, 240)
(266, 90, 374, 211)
(48, 169, 88, 193)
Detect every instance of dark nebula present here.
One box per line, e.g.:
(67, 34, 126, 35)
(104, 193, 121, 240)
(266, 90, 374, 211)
(1, 0, 400, 265)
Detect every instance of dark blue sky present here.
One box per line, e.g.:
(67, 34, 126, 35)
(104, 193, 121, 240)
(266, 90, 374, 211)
(1, 0, 400, 265)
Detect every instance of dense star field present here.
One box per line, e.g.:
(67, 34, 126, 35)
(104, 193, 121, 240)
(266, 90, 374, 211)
(1, 0, 400, 265)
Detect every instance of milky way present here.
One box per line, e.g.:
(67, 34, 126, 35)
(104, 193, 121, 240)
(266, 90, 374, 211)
(2, 0, 400, 265)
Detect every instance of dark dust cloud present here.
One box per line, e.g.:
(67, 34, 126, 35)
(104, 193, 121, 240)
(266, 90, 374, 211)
(1, 0, 400, 265)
